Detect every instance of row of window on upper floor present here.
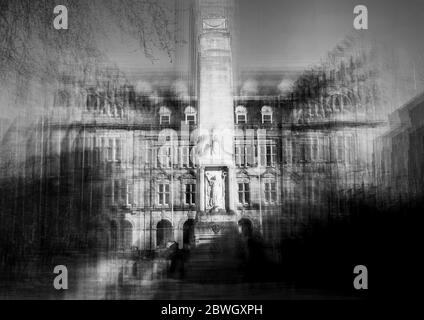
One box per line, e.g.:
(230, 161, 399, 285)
(158, 105, 274, 125)
(153, 182, 277, 207)
(74, 143, 278, 169)
(159, 106, 197, 125)
(72, 135, 356, 170)
(103, 180, 278, 208)
(157, 181, 278, 207)
(156, 181, 278, 207)
(235, 106, 274, 125)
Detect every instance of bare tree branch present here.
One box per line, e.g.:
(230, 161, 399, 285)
(0, 0, 179, 89)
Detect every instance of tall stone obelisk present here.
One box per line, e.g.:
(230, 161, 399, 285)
(195, 0, 236, 214)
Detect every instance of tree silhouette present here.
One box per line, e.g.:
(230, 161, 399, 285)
(0, 0, 180, 88)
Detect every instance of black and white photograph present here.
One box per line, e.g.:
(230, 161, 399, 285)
(0, 0, 423, 304)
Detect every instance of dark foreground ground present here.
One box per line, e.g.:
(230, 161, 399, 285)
(0, 199, 422, 300)
(0, 235, 358, 300)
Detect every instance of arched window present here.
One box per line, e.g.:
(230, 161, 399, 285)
(261, 106, 273, 124)
(56, 90, 69, 108)
(235, 105, 247, 124)
(184, 106, 197, 125)
(343, 95, 350, 107)
(159, 106, 171, 125)
(334, 96, 341, 108)
(157, 219, 173, 248)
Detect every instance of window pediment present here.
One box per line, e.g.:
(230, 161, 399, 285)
(159, 106, 171, 115)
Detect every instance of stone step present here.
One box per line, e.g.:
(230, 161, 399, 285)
(179, 226, 245, 283)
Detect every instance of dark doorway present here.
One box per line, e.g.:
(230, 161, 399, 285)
(157, 219, 173, 248)
(183, 219, 196, 248)
(238, 218, 253, 238)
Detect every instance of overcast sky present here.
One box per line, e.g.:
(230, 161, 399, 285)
(103, 0, 424, 72)
(237, 0, 424, 69)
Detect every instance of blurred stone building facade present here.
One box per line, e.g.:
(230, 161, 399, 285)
(0, 48, 388, 257)
(374, 92, 424, 207)
(0, 0, 398, 259)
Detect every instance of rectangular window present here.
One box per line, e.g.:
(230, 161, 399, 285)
(304, 140, 311, 162)
(115, 139, 121, 162)
(147, 147, 157, 168)
(185, 184, 196, 205)
(180, 146, 190, 168)
(337, 136, 345, 162)
(259, 144, 266, 166)
(321, 136, 329, 162)
(266, 144, 276, 167)
(237, 114, 247, 124)
(235, 146, 241, 166)
(114, 179, 120, 204)
(186, 115, 196, 125)
(347, 136, 354, 164)
(101, 138, 106, 162)
(238, 183, 250, 205)
(245, 145, 254, 166)
(291, 141, 298, 163)
(160, 115, 170, 125)
(106, 181, 113, 205)
(126, 182, 134, 206)
(330, 136, 337, 163)
(93, 137, 99, 165)
(262, 114, 272, 124)
(140, 141, 148, 166)
(236, 145, 252, 167)
(158, 183, 170, 205)
(264, 182, 277, 203)
(298, 143, 305, 163)
(283, 139, 292, 164)
(158, 146, 172, 168)
(240, 145, 246, 166)
(190, 147, 198, 167)
(120, 178, 126, 203)
(311, 137, 318, 161)
(107, 138, 113, 161)
(83, 137, 90, 167)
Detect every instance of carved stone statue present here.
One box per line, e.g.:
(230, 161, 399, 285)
(205, 170, 226, 211)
